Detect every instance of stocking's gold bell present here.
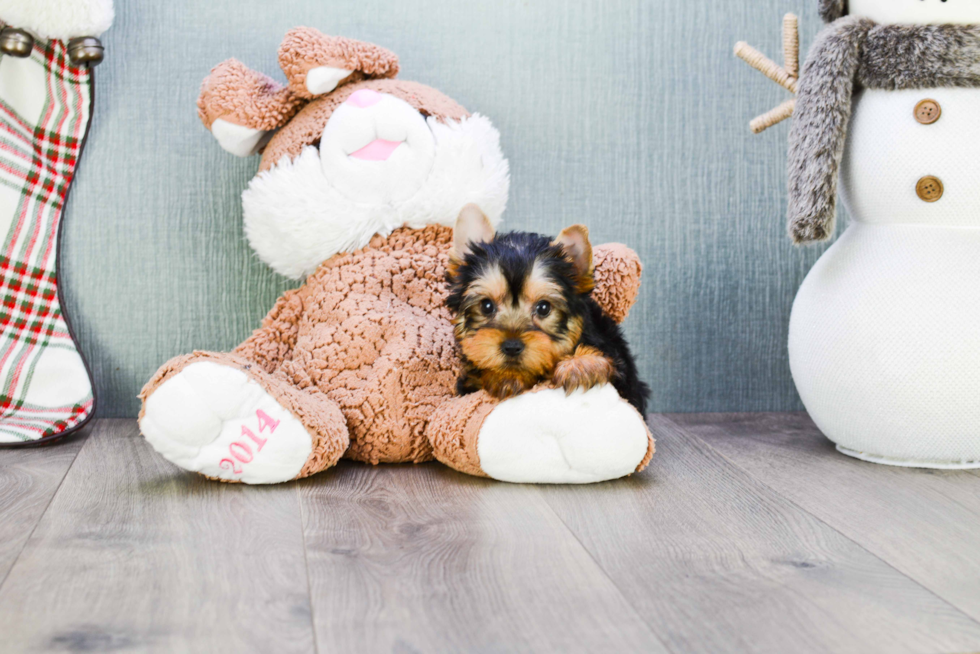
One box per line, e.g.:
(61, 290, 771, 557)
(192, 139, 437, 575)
(0, 27, 34, 58)
(67, 37, 104, 67)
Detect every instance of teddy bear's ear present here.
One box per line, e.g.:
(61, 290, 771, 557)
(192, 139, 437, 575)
(278, 28, 400, 100)
(197, 59, 305, 157)
(819, 0, 846, 22)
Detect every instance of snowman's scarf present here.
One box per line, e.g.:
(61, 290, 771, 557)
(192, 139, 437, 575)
(788, 17, 980, 242)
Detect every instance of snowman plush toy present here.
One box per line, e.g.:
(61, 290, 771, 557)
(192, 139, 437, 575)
(743, 0, 980, 468)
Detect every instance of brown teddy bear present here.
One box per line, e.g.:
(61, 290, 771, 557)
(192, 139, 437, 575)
(138, 28, 654, 484)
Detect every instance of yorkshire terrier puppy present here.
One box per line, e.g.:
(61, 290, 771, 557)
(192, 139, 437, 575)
(446, 204, 649, 414)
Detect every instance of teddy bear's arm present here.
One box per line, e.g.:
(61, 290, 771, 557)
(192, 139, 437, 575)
(426, 387, 656, 482)
(591, 243, 642, 324)
(233, 288, 305, 374)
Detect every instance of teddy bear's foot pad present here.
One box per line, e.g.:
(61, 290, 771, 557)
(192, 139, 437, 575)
(139, 362, 313, 483)
(477, 385, 650, 484)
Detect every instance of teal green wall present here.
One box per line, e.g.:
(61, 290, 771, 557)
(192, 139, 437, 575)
(61, 0, 835, 416)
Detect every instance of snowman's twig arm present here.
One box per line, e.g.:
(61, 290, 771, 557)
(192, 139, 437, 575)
(784, 14, 799, 78)
(734, 42, 798, 94)
(751, 98, 796, 135)
(734, 14, 800, 134)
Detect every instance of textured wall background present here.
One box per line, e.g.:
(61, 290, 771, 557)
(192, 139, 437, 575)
(62, 0, 836, 417)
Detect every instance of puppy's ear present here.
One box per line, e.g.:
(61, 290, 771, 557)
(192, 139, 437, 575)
(452, 204, 495, 262)
(554, 225, 594, 293)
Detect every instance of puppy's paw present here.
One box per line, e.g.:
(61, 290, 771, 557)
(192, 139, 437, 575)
(553, 346, 614, 395)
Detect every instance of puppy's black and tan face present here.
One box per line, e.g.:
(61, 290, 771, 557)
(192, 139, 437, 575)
(455, 256, 581, 379)
(446, 204, 594, 398)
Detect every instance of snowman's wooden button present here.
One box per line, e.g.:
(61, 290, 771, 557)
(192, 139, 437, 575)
(916, 176, 944, 202)
(914, 99, 941, 125)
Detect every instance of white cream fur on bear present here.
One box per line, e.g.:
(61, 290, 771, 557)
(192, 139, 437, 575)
(245, 112, 509, 279)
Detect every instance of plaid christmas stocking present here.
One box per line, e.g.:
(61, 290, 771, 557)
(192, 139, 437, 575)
(0, 35, 96, 444)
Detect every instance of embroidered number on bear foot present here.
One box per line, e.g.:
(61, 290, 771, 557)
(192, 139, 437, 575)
(219, 410, 281, 475)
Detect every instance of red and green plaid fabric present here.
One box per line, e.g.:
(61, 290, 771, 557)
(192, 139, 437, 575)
(0, 38, 95, 443)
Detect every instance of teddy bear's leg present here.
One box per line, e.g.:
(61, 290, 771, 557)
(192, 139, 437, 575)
(138, 352, 349, 484)
(233, 287, 304, 375)
(427, 385, 655, 484)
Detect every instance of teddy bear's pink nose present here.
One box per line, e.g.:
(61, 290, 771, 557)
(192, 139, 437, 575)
(347, 89, 383, 108)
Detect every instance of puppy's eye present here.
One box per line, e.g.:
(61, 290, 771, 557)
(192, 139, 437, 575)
(534, 301, 552, 318)
(479, 299, 495, 316)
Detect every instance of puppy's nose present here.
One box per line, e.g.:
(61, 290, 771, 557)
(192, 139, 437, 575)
(347, 89, 383, 108)
(501, 339, 525, 357)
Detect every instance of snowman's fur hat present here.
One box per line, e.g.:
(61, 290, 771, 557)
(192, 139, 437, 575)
(820, 0, 846, 22)
(789, 18, 980, 242)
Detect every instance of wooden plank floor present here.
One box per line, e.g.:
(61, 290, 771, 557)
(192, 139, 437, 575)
(2, 417, 980, 654)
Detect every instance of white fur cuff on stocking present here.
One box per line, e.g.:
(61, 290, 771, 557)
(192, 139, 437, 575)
(0, 0, 114, 41)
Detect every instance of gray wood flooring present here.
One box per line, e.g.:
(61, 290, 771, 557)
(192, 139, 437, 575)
(2, 416, 980, 654)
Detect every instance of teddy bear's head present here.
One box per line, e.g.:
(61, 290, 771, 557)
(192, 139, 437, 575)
(197, 28, 509, 279)
(820, 0, 980, 24)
